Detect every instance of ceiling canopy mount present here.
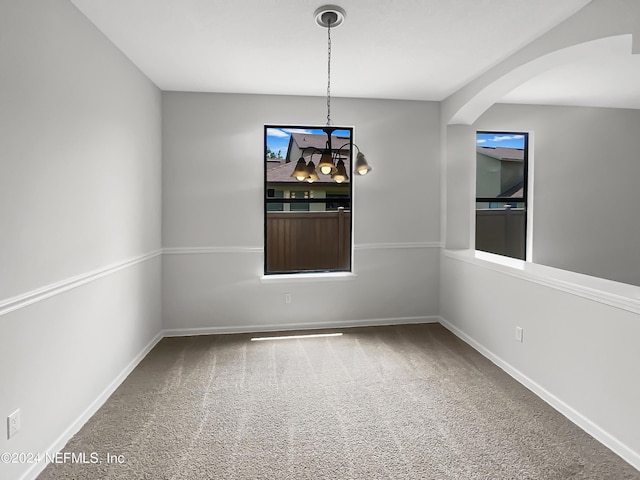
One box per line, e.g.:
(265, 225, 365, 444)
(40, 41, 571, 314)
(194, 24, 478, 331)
(314, 5, 346, 29)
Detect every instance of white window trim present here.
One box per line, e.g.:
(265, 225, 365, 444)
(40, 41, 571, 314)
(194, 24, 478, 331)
(260, 272, 358, 284)
(473, 130, 533, 261)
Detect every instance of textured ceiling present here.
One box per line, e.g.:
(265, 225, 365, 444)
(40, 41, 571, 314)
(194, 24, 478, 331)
(501, 35, 640, 109)
(70, 0, 640, 108)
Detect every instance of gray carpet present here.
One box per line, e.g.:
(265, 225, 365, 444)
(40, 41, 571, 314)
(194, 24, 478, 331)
(37, 323, 640, 479)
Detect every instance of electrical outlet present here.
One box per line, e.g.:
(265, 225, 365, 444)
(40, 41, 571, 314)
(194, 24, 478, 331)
(284, 293, 292, 304)
(7, 409, 20, 439)
(515, 326, 524, 343)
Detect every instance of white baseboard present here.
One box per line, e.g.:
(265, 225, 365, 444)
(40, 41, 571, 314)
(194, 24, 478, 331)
(163, 315, 439, 337)
(19, 331, 164, 480)
(437, 316, 640, 472)
(16, 316, 436, 479)
(22, 315, 638, 479)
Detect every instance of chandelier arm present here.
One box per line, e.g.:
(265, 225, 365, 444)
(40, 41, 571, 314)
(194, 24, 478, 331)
(335, 142, 359, 153)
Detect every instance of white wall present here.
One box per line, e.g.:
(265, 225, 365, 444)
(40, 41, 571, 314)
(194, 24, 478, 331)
(0, 2, 163, 479)
(4, 2, 637, 479)
(440, 252, 640, 469)
(439, 1, 640, 470)
(440, 104, 640, 469)
(162, 92, 441, 333)
(476, 103, 640, 286)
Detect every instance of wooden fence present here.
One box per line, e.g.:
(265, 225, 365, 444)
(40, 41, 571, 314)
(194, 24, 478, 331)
(476, 208, 525, 260)
(266, 208, 351, 273)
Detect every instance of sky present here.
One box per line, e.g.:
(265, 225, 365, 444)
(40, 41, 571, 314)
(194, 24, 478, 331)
(266, 127, 351, 158)
(476, 132, 526, 149)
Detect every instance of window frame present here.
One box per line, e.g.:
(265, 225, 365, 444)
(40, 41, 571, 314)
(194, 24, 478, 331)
(263, 125, 354, 275)
(475, 130, 530, 260)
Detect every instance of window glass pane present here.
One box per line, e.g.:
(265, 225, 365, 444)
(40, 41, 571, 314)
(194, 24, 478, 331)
(266, 189, 284, 211)
(476, 132, 528, 260)
(476, 133, 526, 199)
(265, 126, 353, 274)
(475, 202, 525, 210)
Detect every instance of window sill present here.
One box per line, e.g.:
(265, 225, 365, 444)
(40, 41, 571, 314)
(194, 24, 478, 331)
(260, 272, 358, 284)
(473, 250, 526, 270)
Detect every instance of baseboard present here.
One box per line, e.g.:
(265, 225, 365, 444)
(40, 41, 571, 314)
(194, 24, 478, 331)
(163, 315, 439, 337)
(437, 316, 640, 472)
(27, 315, 639, 479)
(19, 331, 164, 480)
(16, 317, 436, 479)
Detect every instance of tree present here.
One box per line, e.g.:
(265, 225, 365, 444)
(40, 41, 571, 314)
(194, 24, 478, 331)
(266, 148, 283, 159)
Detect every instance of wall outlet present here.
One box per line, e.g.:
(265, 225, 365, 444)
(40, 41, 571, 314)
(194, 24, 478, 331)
(7, 409, 20, 439)
(284, 293, 292, 304)
(515, 326, 524, 343)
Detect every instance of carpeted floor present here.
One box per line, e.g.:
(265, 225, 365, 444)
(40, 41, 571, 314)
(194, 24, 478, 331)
(37, 323, 640, 479)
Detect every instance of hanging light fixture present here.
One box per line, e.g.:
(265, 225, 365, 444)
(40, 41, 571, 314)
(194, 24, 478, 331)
(289, 5, 372, 184)
(305, 157, 320, 183)
(332, 158, 348, 183)
(291, 157, 308, 181)
(317, 151, 337, 175)
(354, 151, 372, 176)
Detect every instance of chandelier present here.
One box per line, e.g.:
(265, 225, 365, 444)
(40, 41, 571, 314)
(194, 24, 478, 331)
(291, 5, 372, 184)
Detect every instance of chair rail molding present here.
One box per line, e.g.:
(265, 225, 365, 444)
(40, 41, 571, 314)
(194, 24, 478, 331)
(0, 250, 162, 317)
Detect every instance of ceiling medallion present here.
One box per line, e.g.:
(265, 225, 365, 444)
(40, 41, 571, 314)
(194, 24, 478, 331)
(314, 5, 346, 29)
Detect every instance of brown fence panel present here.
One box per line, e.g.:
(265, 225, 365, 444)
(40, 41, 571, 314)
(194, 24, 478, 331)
(266, 209, 351, 273)
(476, 208, 525, 260)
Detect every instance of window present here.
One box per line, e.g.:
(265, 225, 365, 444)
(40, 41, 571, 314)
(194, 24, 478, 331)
(475, 131, 529, 260)
(264, 125, 353, 274)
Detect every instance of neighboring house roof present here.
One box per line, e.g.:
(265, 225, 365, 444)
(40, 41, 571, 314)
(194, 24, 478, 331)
(500, 181, 524, 198)
(266, 158, 286, 171)
(265, 131, 352, 184)
(266, 156, 351, 184)
(289, 133, 351, 154)
(476, 146, 524, 161)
